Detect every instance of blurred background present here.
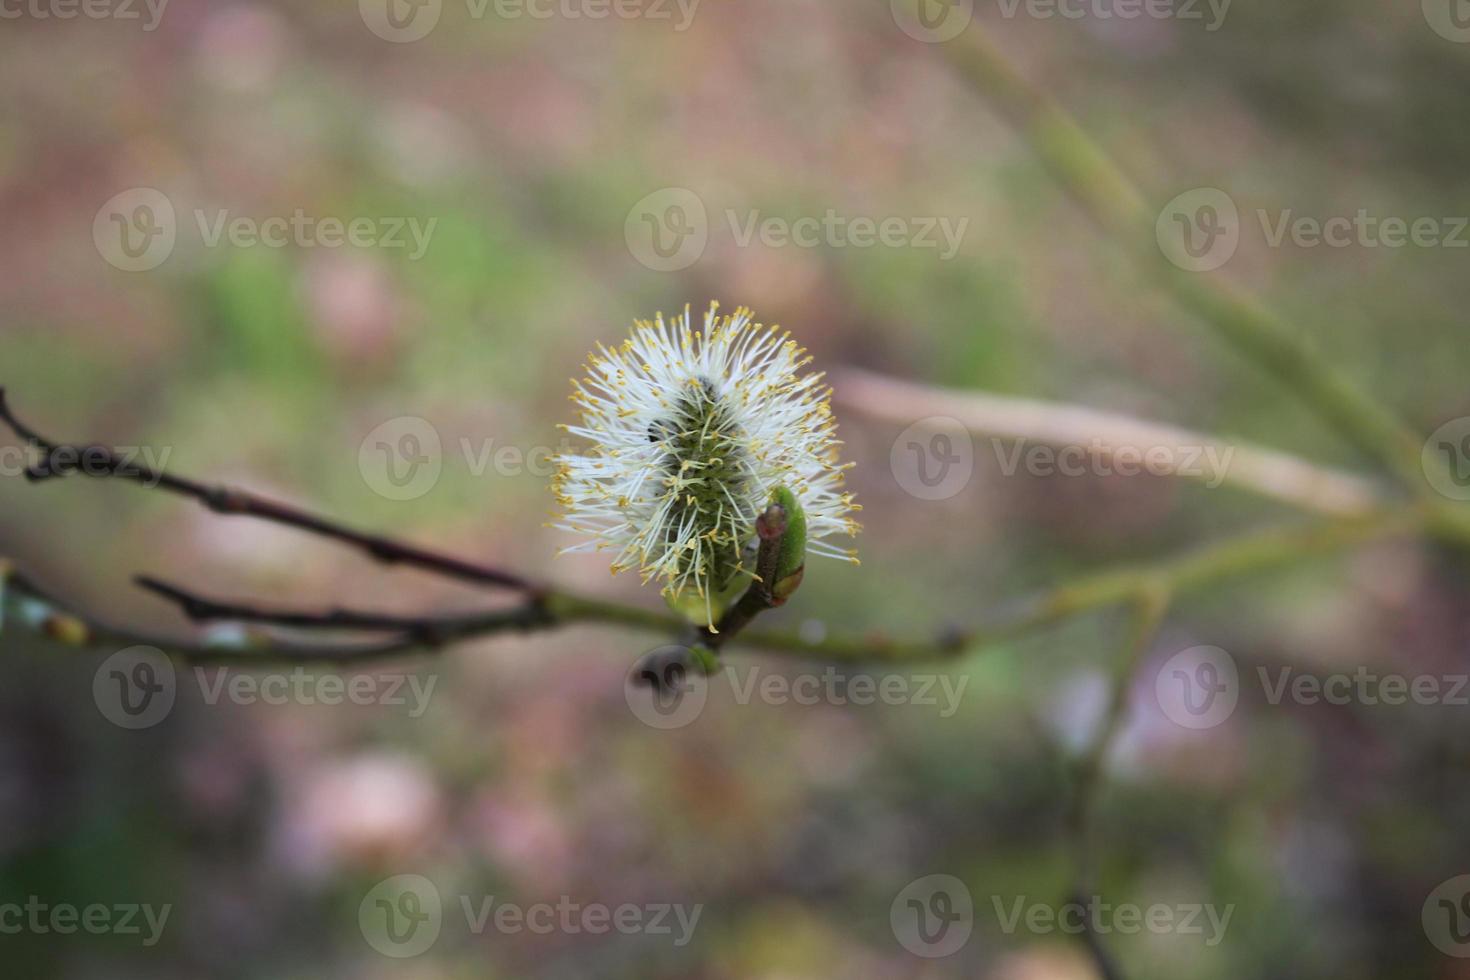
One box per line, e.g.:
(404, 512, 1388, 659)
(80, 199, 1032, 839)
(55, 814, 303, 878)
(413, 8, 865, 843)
(3, 1, 1470, 977)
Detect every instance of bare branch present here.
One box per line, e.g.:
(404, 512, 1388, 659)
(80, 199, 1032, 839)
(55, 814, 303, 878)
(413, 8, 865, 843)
(706, 502, 794, 649)
(0, 389, 537, 593)
(934, 29, 1428, 493)
(1063, 586, 1171, 980)
(834, 368, 1385, 518)
(133, 575, 552, 645)
(2, 564, 429, 664)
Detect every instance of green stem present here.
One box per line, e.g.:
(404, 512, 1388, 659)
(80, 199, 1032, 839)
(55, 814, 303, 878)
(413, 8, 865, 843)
(941, 29, 1428, 491)
(1063, 586, 1171, 980)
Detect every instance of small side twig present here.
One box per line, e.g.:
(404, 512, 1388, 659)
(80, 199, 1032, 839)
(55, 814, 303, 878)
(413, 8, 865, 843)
(0, 389, 537, 593)
(1063, 585, 1171, 980)
(633, 503, 794, 688)
(706, 502, 794, 649)
(1, 564, 431, 664)
(133, 575, 553, 647)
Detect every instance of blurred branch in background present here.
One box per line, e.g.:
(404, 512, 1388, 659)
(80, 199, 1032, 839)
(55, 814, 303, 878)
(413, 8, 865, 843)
(914, 21, 1470, 977)
(938, 27, 1457, 519)
(835, 367, 1387, 517)
(1063, 585, 1171, 980)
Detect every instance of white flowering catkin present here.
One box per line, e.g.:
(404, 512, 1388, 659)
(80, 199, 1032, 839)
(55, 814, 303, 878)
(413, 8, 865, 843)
(551, 302, 861, 627)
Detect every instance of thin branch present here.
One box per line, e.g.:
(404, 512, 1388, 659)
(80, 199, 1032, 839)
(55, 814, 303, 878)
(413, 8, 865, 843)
(1, 506, 1419, 665)
(0, 389, 537, 593)
(133, 575, 552, 645)
(834, 367, 1386, 518)
(935, 28, 1430, 494)
(1, 564, 428, 664)
(706, 501, 795, 649)
(1064, 586, 1171, 980)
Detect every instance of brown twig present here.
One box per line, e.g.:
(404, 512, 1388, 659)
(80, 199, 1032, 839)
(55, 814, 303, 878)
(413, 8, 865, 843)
(706, 502, 793, 649)
(133, 575, 552, 646)
(1, 565, 431, 664)
(0, 389, 537, 593)
(1062, 586, 1171, 980)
